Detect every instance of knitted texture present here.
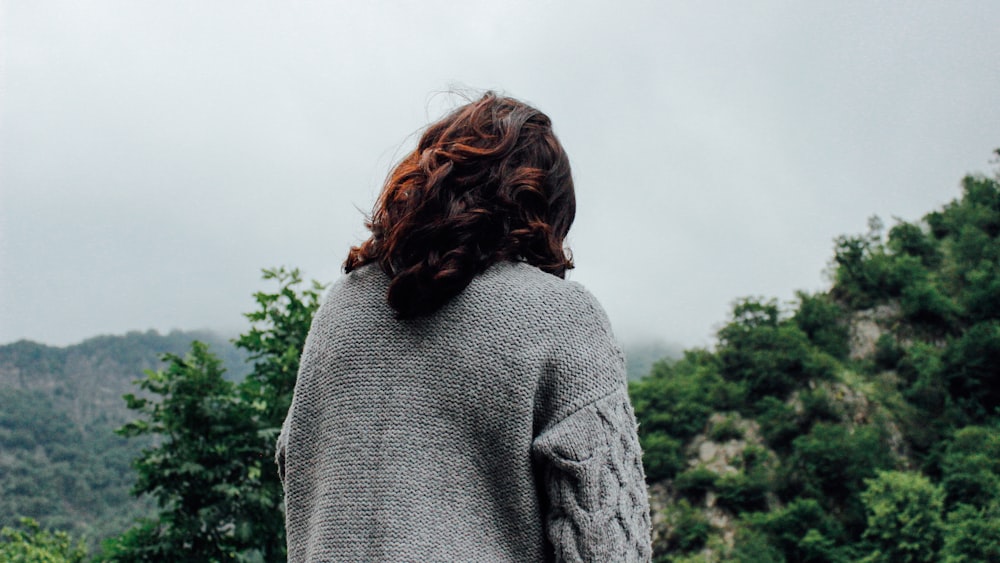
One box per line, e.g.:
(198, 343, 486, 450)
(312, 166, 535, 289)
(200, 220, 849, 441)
(277, 261, 652, 562)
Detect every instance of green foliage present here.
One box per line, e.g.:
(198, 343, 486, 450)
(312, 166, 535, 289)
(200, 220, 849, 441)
(235, 268, 326, 430)
(782, 423, 894, 534)
(674, 466, 718, 502)
(630, 351, 723, 480)
(730, 526, 786, 563)
(860, 470, 944, 563)
(744, 498, 849, 563)
(794, 291, 850, 359)
(941, 501, 1000, 562)
(941, 321, 1000, 423)
(718, 298, 834, 402)
(638, 432, 687, 483)
(940, 425, 1000, 508)
(110, 342, 260, 561)
(106, 268, 325, 562)
(831, 216, 896, 309)
(707, 414, 743, 442)
(887, 221, 941, 269)
(873, 334, 903, 371)
(665, 499, 712, 554)
(0, 517, 86, 563)
(0, 330, 244, 548)
(753, 397, 799, 452)
(714, 471, 769, 514)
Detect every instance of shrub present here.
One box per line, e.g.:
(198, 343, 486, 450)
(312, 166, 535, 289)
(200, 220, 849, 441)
(667, 499, 712, 553)
(942, 321, 1000, 423)
(718, 299, 829, 402)
(0, 517, 86, 563)
(942, 502, 1000, 562)
(743, 498, 848, 563)
(783, 423, 894, 534)
(940, 426, 1000, 508)
(860, 470, 944, 563)
(794, 291, 850, 360)
(674, 466, 719, 501)
(640, 432, 686, 482)
(754, 397, 799, 452)
(708, 415, 744, 442)
(715, 471, 769, 514)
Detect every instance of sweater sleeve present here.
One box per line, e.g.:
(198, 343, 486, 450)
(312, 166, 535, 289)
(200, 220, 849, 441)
(531, 386, 653, 562)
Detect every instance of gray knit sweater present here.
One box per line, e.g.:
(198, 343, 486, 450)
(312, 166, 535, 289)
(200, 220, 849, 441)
(276, 261, 652, 562)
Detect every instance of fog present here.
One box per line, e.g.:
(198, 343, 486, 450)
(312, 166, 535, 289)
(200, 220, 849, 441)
(2, 0, 998, 348)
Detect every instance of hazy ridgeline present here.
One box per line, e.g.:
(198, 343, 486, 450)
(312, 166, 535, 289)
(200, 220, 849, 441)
(3, 158, 1000, 561)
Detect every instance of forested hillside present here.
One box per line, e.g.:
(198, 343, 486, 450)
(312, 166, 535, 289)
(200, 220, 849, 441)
(0, 330, 248, 548)
(631, 156, 1000, 561)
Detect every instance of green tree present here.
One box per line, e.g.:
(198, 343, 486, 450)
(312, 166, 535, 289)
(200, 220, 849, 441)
(717, 298, 834, 403)
(942, 322, 1000, 423)
(860, 470, 944, 563)
(749, 498, 849, 562)
(0, 517, 86, 563)
(106, 268, 325, 562)
(940, 425, 1000, 508)
(942, 501, 1000, 562)
(782, 423, 894, 535)
(231, 267, 326, 562)
(110, 342, 259, 561)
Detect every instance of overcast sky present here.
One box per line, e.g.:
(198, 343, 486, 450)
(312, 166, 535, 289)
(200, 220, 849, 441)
(2, 1, 998, 349)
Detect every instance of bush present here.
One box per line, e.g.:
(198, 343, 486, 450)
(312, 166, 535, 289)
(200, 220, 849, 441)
(674, 466, 718, 501)
(754, 397, 800, 452)
(783, 423, 894, 534)
(942, 502, 1000, 562)
(798, 388, 841, 427)
(887, 221, 941, 269)
(639, 432, 686, 482)
(940, 425, 1000, 508)
(794, 291, 850, 360)
(873, 334, 903, 371)
(630, 350, 725, 481)
(715, 471, 769, 514)
(708, 415, 744, 442)
(942, 321, 1000, 423)
(730, 526, 786, 563)
(860, 470, 944, 563)
(667, 499, 712, 554)
(0, 517, 86, 563)
(718, 299, 830, 402)
(743, 498, 848, 563)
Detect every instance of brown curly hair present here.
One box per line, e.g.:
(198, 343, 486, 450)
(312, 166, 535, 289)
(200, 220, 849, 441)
(344, 92, 576, 318)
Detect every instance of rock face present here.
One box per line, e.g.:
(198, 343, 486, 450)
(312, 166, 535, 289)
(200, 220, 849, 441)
(848, 303, 900, 360)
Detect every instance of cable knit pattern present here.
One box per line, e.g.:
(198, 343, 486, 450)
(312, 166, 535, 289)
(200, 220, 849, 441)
(532, 389, 652, 562)
(277, 261, 652, 562)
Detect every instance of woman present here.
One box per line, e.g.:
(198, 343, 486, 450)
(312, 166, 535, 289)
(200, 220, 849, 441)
(277, 92, 652, 562)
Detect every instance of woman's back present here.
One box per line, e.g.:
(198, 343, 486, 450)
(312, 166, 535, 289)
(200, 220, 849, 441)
(279, 261, 650, 561)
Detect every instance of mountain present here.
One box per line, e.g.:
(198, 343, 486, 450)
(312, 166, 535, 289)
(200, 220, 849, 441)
(0, 330, 248, 548)
(630, 166, 1000, 561)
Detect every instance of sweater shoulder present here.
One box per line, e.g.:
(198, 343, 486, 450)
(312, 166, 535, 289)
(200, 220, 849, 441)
(468, 261, 610, 325)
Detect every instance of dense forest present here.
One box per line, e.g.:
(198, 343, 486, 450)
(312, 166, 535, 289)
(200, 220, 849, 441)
(2, 155, 999, 561)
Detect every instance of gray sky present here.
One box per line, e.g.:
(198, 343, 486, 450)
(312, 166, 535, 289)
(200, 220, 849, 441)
(2, 1, 998, 349)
